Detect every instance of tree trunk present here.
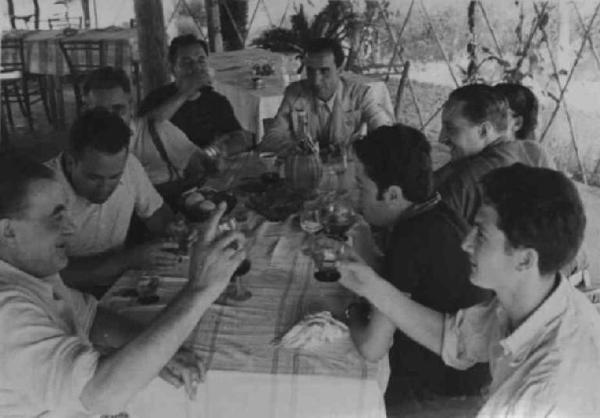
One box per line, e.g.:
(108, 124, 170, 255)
(205, 0, 223, 52)
(7, 0, 15, 29)
(134, 0, 170, 95)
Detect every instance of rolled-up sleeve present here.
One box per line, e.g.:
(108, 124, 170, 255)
(0, 292, 99, 413)
(441, 301, 497, 370)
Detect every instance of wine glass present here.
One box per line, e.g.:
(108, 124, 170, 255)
(308, 235, 349, 282)
(166, 214, 191, 256)
(321, 199, 358, 242)
(299, 200, 323, 234)
(215, 209, 253, 304)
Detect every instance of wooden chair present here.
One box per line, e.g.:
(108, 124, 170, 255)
(59, 39, 106, 115)
(0, 37, 53, 130)
(48, 16, 82, 30)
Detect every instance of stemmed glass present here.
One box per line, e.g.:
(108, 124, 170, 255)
(308, 235, 350, 282)
(166, 213, 191, 256)
(321, 199, 358, 242)
(215, 207, 253, 304)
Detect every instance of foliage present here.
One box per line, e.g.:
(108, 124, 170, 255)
(251, 1, 359, 67)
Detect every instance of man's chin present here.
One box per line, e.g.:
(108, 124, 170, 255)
(87, 194, 112, 204)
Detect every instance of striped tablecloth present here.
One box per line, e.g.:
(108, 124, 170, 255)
(210, 49, 393, 139)
(100, 153, 388, 418)
(1, 28, 138, 76)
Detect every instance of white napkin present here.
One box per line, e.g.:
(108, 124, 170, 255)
(278, 311, 348, 350)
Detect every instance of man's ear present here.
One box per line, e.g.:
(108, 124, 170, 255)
(383, 185, 404, 206)
(478, 121, 498, 144)
(515, 247, 538, 272)
(513, 115, 524, 133)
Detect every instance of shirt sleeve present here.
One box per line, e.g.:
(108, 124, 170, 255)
(127, 154, 164, 219)
(441, 300, 497, 370)
(0, 290, 99, 413)
(66, 287, 98, 337)
(359, 85, 395, 131)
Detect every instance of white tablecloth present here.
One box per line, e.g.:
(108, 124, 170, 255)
(210, 49, 393, 140)
(100, 154, 388, 418)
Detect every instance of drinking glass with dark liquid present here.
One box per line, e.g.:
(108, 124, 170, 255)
(215, 210, 253, 304)
(308, 235, 349, 282)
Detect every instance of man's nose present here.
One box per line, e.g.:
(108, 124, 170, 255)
(461, 228, 476, 253)
(62, 212, 77, 235)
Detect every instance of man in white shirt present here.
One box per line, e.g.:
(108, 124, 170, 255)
(82, 66, 206, 204)
(259, 38, 394, 156)
(339, 163, 600, 416)
(46, 109, 178, 294)
(0, 154, 246, 417)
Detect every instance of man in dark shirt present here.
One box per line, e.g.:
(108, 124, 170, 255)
(347, 125, 490, 406)
(138, 34, 252, 156)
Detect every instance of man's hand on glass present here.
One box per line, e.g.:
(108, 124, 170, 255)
(188, 202, 247, 295)
(178, 70, 211, 99)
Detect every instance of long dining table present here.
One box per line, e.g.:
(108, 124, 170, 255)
(100, 153, 389, 418)
(209, 48, 394, 140)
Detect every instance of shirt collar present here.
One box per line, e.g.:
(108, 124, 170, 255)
(0, 258, 60, 300)
(498, 275, 568, 359)
(318, 80, 342, 112)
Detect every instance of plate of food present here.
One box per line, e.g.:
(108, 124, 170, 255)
(180, 187, 237, 222)
(246, 183, 311, 222)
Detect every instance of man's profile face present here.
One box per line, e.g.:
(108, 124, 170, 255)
(305, 51, 341, 101)
(355, 161, 394, 227)
(85, 86, 132, 125)
(462, 204, 517, 290)
(439, 100, 486, 160)
(172, 43, 209, 85)
(66, 148, 128, 204)
(7, 179, 75, 277)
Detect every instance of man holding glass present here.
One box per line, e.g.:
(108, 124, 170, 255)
(346, 125, 491, 408)
(340, 163, 600, 417)
(0, 154, 247, 417)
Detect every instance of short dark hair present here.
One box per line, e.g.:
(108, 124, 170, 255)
(494, 83, 539, 140)
(353, 124, 433, 203)
(305, 38, 345, 68)
(68, 108, 131, 157)
(168, 34, 209, 64)
(83, 66, 131, 95)
(481, 163, 586, 276)
(0, 153, 55, 219)
(447, 84, 509, 133)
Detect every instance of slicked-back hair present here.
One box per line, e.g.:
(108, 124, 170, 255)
(305, 38, 345, 68)
(168, 34, 209, 65)
(83, 66, 131, 95)
(494, 83, 539, 140)
(0, 153, 55, 220)
(353, 124, 433, 204)
(68, 108, 131, 158)
(481, 163, 586, 276)
(448, 84, 509, 133)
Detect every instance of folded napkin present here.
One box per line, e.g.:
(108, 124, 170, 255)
(277, 311, 348, 350)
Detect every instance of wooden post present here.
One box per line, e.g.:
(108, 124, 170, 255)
(134, 0, 170, 95)
(205, 0, 224, 52)
(7, 0, 16, 29)
(33, 0, 40, 29)
(557, 0, 570, 72)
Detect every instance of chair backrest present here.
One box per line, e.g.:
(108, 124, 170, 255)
(0, 38, 26, 73)
(59, 40, 106, 74)
(48, 16, 82, 30)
